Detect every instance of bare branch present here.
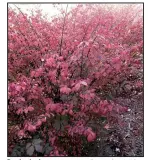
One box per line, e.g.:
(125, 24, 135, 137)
(59, 4, 68, 56)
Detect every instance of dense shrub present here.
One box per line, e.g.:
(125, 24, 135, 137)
(8, 4, 143, 156)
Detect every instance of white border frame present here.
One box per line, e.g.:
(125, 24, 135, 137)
(1, 0, 146, 160)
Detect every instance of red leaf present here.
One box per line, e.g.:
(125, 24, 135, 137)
(69, 109, 74, 116)
(36, 120, 42, 127)
(28, 106, 34, 112)
(46, 104, 50, 111)
(24, 108, 28, 114)
(60, 86, 71, 94)
(45, 58, 55, 67)
(16, 108, 23, 115)
(119, 106, 128, 113)
(18, 129, 25, 137)
(108, 105, 113, 112)
(72, 83, 81, 92)
(104, 124, 110, 130)
(80, 81, 88, 86)
(27, 124, 36, 132)
(46, 104, 59, 112)
(87, 131, 96, 142)
(41, 117, 46, 123)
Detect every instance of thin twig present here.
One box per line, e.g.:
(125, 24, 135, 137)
(59, 4, 68, 56)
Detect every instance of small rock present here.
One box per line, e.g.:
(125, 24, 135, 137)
(116, 148, 120, 152)
(128, 109, 131, 112)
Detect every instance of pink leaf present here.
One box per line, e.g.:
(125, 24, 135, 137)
(30, 71, 35, 77)
(119, 106, 128, 113)
(72, 83, 81, 92)
(50, 104, 58, 112)
(80, 81, 88, 86)
(46, 104, 50, 111)
(16, 108, 23, 115)
(16, 85, 21, 92)
(27, 124, 36, 132)
(104, 124, 110, 130)
(28, 106, 34, 112)
(85, 127, 92, 136)
(41, 117, 46, 123)
(45, 57, 56, 67)
(87, 131, 96, 142)
(18, 129, 25, 137)
(36, 120, 42, 127)
(108, 105, 113, 112)
(46, 104, 58, 112)
(24, 108, 28, 114)
(69, 109, 74, 116)
(112, 57, 120, 63)
(60, 86, 71, 94)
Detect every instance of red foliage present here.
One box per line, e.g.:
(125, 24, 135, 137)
(8, 4, 143, 156)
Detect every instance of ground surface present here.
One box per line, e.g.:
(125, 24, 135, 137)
(84, 92, 143, 157)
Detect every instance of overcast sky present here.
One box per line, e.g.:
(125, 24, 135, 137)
(8, 3, 142, 22)
(8, 4, 76, 20)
